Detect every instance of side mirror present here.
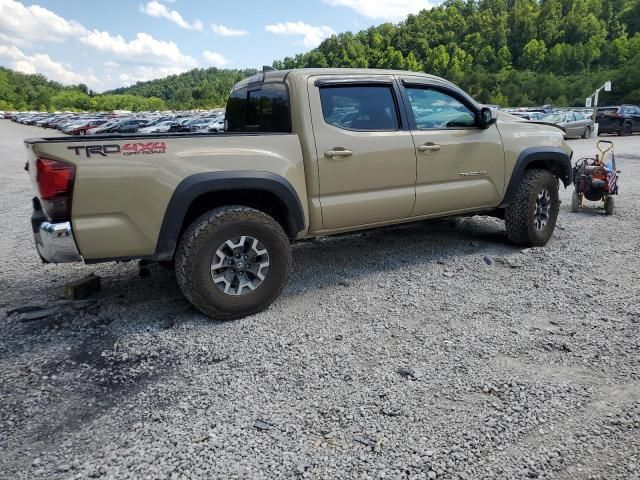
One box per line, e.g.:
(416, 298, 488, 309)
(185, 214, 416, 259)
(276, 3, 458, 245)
(479, 107, 497, 129)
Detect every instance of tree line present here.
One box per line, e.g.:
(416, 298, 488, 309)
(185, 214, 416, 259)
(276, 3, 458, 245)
(1, 0, 640, 111)
(0, 67, 256, 112)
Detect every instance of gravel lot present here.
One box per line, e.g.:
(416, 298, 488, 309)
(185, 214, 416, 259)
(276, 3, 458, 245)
(1, 120, 639, 480)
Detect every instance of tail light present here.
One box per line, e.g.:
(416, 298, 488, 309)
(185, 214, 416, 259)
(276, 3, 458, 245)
(36, 157, 75, 221)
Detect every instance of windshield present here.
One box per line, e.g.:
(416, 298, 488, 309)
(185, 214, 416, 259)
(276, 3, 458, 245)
(542, 114, 567, 123)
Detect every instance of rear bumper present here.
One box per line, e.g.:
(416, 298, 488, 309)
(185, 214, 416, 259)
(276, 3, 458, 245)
(31, 200, 82, 263)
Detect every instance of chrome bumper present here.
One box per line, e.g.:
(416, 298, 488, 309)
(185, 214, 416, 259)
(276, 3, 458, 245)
(34, 221, 82, 263)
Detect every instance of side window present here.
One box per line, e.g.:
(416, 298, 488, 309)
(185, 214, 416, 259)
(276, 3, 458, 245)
(319, 85, 399, 131)
(405, 87, 476, 129)
(226, 83, 291, 132)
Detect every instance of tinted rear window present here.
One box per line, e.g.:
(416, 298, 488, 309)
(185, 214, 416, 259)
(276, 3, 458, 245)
(597, 108, 619, 115)
(226, 83, 291, 132)
(319, 85, 399, 131)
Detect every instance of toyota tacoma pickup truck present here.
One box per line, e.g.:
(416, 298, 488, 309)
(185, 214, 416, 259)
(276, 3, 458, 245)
(25, 68, 572, 319)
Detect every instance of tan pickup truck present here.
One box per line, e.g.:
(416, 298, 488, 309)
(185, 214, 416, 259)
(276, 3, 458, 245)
(25, 68, 572, 319)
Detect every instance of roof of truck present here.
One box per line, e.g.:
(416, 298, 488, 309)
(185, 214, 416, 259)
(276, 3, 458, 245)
(233, 68, 451, 90)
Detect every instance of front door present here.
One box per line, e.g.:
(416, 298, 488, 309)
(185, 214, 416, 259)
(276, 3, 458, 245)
(308, 78, 417, 230)
(400, 81, 505, 217)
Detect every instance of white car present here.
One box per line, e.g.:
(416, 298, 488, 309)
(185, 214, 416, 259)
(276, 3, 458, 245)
(195, 118, 225, 132)
(138, 120, 176, 134)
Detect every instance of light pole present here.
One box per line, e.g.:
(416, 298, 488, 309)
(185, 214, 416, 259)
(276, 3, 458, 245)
(588, 81, 611, 127)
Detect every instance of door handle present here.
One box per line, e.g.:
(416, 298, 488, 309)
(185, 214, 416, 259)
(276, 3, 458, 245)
(417, 143, 441, 153)
(324, 148, 353, 159)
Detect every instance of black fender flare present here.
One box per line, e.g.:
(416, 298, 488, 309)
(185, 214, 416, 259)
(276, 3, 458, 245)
(499, 147, 572, 208)
(154, 171, 305, 261)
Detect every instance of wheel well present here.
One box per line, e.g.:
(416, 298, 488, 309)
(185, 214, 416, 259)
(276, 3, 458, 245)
(524, 159, 570, 186)
(179, 189, 294, 241)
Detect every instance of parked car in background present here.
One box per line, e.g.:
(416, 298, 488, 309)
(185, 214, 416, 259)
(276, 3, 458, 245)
(596, 105, 640, 136)
(540, 111, 594, 139)
(87, 120, 120, 135)
(511, 111, 545, 121)
(187, 117, 225, 132)
(138, 120, 176, 134)
(65, 119, 108, 135)
(95, 118, 148, 134)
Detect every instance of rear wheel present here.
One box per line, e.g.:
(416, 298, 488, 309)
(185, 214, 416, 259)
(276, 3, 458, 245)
(582, 126, 591, 139)
(621, 122, 632, 136)
(604, 196, 615, 215)
(505, 169, 560, 247)
(175, 206, 291, 320)
(571, 191, 580, 212)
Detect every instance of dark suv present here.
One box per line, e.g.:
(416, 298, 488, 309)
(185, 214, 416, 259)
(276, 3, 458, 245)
(596, 105, 640, 136)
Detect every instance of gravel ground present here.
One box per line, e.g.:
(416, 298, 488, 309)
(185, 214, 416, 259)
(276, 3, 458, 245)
(0, 120, 639, 480)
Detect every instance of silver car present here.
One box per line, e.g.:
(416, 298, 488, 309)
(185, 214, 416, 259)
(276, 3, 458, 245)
(541, 112, 594, 139)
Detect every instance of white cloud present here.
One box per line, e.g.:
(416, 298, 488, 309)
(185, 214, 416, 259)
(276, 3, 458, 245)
(118, 66, 191, 86)
(202, 50, 229, 67)
(323, 0, 434, 21)
(211, 24, 248, 37)
(265, 21, 335, 48)
(80, 31, 197, 69)
(139, 1, 203, 30)
(0, 44, 100, 86)
(0, 0, 86, 45)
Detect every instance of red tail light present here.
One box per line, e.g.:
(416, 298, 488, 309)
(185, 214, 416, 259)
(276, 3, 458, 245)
(36, 157, 75, 221)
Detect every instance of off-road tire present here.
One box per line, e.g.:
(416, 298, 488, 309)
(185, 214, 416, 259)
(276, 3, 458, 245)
(175, 206, 291, 320)
(604, 196, 615, 215)
(571, 190, 580, 213)
(505, 169, 560, 247)
(582, 126, 591, 139)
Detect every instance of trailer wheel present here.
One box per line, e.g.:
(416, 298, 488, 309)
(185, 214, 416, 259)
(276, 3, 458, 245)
(604, 196, 615, 215)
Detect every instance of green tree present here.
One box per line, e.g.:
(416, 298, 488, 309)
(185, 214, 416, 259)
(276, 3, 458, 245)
(522, 39, 547, 70)
(496, 45, 513, 69)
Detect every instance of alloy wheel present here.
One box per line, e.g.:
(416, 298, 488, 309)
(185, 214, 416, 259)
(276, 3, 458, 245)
(210, 235, 270, 296)
(533, 189, 551, 231)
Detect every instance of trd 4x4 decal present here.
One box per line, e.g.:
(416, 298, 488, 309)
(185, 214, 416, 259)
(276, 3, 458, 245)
(122, 142, 167, 156)
(67, 142, 167, 157)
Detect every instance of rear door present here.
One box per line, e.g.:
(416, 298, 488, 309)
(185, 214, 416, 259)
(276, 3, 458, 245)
(399, 79, 505, 217)
(570, 112, 585, 137)
(308, 76, 417, 230)
(596, 107, 620, 132)
(630, 106, 640, 132)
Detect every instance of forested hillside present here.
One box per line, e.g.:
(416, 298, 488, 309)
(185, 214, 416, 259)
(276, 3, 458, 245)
(0, 67, 256, 111)
(2, 0, 640, 110)
(274, 0, 640, 106)
(108, 68, 257, 110)
(0, 67, 167, 111)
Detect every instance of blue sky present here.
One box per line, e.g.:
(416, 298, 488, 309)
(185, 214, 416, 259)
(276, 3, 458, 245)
(0, 0, 441, 91)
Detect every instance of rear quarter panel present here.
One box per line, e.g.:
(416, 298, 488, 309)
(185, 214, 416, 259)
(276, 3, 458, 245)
(28, 134, 307, 260)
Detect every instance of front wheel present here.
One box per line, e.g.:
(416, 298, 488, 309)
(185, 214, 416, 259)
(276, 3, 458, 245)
(505, 169, 560, 247)
(175, 206, 292, 320)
